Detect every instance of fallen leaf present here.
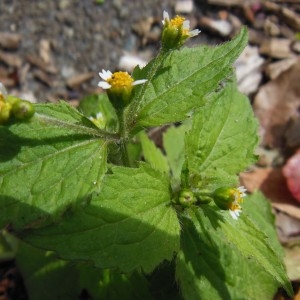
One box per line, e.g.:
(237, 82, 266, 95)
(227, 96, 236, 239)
(253, 57, 300, 147)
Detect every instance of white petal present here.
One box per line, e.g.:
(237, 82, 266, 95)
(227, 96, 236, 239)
(0, 82, 7, 96)
(98, 81, 111, 89)
(132, 79, 147, 86)
(163, 10, 169, 24)
(99, 69, 112, 81)
(237, 186, 247, 197)
(229, 209, 242, 220)
(189, 29, 201, 37)
(183, 20, 190, 30)
(95, 112, 103, 119)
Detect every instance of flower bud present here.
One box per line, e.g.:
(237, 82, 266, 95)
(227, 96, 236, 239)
(161, 11, 200, 51)
(212, 186, 247, 220)
(178, 189, 197, 207)
(11, 100, 35, 120)
(98, 70, 147, 111)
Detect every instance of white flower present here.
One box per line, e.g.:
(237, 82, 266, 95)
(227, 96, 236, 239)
(229, 186, 247, 220)
(98, 69, 147, 90)
(229, 207, 242, 220)
(162, 10, 201, 38)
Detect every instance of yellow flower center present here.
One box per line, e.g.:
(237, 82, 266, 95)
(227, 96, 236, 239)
(107, 71, 134, 88)
(230, 202, 241, 211)
(230, 189, 243, 204)
(170, 15, 185, 27)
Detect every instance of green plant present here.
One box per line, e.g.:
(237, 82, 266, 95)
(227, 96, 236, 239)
(0, 11, 292, 299)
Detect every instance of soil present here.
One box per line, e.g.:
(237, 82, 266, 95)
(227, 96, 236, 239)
(0, 0, 178, 101)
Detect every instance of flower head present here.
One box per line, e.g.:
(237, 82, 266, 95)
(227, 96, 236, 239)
(161, 10, 200, 50)
(213, 186, 247, 220)
(98, 70, 147, 90)
(98, 70, 147, 110)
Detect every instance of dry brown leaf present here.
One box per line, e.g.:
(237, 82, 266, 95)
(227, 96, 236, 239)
(240, 167, 300, 219)
(253, 57, 300, 148)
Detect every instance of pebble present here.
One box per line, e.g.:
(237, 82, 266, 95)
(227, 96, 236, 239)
(175, 0, 194, 14)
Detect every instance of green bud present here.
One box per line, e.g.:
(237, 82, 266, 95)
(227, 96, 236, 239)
(178, 189, 197, 208)
(6, 95, 21, 106)
(161, 11, 200, 51)
(212, 186, 246, 211)
(12, 100, 35, 120)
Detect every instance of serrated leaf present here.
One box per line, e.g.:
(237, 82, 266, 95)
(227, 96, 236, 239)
(176, 195, 292, 299)
(139, 131, 169, 174)
(22, 164, 180, 273)
(0, 102, 108, 230)
(185, 80, 258, 190)
(127, 27, 248, 131)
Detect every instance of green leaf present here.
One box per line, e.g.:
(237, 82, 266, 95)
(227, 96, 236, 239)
(78, 93, 118, 132)
(16, 240, 152, 300)
(22, 164, 180, 273)
(185, 80, 258, 191)
(176, 194, 292, 299)
(163, 124, 189, 184)
(139, 131, 169, 174)
(0, 102, 108, 230)
(127, 27, 248, 131)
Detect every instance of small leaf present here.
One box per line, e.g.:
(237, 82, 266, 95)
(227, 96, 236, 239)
(176, 194, 292, 299)
(0, 102, 108, 230)
(185, 80, 258, 190)
(78, 93, 118, 132)
(139, 131, 169, 174)
(127, 27, 248, 131)
(22, 164, 180, 273)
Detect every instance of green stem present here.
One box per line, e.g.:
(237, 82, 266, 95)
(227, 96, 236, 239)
(117, 109, 130, 167)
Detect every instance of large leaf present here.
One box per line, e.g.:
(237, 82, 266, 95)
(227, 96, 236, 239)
(16, 239, 151, 300)
(22, 164, 180, 273)
(0, 102, 108, 230)
(185, 80, 258, 191)
(126, 27, 248, 132)
(176, 193, 293, 299)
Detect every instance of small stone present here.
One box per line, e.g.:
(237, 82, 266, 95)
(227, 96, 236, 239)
(118, 53, 147, 72)
(260, 38, 293, 59)
(175, 0, 193, 14)
(292, 41, 300, 54)
(199, 17, 233, 36)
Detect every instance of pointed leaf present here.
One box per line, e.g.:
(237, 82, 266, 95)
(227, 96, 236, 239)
(185, 81, 258, 190)
(22, 164, 180, 273)
(127, 27, 248, 131)
(0, 102, 108, 230)
(176, 194, 292, 299)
